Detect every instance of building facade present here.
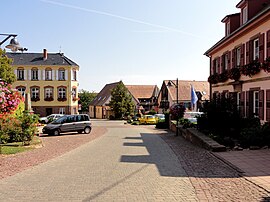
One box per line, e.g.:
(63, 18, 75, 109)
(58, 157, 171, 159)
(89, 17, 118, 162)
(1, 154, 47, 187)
(157, 80, 209, 113)
(7, 49, 79, 117)
(205, 0, 270, 122)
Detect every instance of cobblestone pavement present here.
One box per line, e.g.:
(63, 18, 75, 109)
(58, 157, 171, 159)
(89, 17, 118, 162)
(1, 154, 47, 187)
(0, 121, 198, 201)
(0, 123, 107, 180)
(1, 121, 270, 201)
(156, 128, 270, 202)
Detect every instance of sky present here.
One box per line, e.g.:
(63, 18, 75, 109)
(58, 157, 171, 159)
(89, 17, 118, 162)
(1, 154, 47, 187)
(1, 0, 240, 92)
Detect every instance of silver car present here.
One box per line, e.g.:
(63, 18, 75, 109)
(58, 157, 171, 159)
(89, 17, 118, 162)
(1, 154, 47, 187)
(42, 114, 92, 136)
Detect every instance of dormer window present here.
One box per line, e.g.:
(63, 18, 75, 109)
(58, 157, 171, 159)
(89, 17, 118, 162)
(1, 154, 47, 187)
(242, 6, 248, 24)
(226, 21, 230, 36)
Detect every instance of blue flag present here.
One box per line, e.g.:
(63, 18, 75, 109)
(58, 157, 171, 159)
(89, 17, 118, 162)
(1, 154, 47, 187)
(191, 85, 198, 105)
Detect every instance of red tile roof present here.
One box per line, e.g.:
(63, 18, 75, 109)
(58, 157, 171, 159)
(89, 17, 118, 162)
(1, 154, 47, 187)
(164, 80, 209, 101)
(126, 85, 159, 99)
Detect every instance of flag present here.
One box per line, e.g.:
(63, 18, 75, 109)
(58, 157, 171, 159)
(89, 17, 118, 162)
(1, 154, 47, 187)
(191, 85, 198, 105)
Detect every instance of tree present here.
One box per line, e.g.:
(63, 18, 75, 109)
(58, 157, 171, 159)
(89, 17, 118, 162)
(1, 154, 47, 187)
(109, 81, 135, 119)
(78, 89, 97, 112)
(0, 49, 16, 84)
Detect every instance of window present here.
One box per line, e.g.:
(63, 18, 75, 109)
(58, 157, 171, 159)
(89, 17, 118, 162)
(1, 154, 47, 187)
(242, 6, 248, 24)
(226, 21, 230, 36)
(59, 107, 65, 114)
(44, 87, 53, 99)
(58, 87, 66, 99)
(45, 68, 52, 80)
(253, 39, 259, 60)
(31, 68, 38, 80)
(237, 92, 241, 111)
(17, 87, 26, 97)
(253, 91, 259, 116)
(72, 88, 77, 101)
(58, 69, 65, 80)
(236, 47, 241, 67)
(224, 54, 229, 70)
(31, 87, 40, 101)
(72, 69, 77, 81)
(17, 69, 24, 80)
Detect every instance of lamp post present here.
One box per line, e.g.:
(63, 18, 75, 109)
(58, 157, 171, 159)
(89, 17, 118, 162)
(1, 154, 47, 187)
(168, 78, 179, 136)
(0, 34, 27, 52)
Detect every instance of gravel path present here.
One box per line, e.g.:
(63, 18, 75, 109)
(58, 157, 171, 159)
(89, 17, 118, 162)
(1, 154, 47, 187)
(0, 126, 107, 180)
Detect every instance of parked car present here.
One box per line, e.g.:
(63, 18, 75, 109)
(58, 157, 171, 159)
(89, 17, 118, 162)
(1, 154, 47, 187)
(39, 114, 64, 124)
(42, 114, 91, 136)
(154, 114, 165, 123)
(184, 112, 204, 124)
(139, 115, 157, 125)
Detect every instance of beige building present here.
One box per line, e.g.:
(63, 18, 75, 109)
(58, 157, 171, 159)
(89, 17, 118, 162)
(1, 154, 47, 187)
(7, 49, 79, 117)
(205, 0, 270, 122)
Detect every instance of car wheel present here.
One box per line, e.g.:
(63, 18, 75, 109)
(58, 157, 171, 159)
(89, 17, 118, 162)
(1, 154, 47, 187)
(53, 129, 60, 136)
(84, 127, 91, 134)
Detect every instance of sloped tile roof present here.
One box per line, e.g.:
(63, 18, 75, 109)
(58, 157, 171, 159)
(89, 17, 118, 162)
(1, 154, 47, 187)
(90, 82, 120, 106)
(6, 52, 79, 66)
(126, 85, 159, 99)
(165, 80, 209, 101)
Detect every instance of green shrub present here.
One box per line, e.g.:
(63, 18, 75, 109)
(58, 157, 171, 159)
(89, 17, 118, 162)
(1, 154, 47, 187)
(179, 118, 195, 129)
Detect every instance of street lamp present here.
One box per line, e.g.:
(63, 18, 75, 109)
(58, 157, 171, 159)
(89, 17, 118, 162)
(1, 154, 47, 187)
(168, 78, 179, 136)
(0, 34, 27, 52)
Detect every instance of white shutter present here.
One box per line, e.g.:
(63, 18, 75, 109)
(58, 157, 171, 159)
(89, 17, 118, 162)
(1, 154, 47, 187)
(65, 70, 68, 80)
(24, 70, 27, 80)
(76, 70, 78, 81)
(14, 69, 17, 79)
(38, 70, 41, 80)
(56, 70, 58, 81)
(52, 70, 55, 81)
(43, 70, 45, 80)
(28, 70, 31, 80)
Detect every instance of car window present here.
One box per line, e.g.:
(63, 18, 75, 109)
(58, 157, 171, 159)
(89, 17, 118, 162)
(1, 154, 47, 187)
(66, 116, 75, 123)
(52, 116, 66, 124)
(76, 115, 82, 122)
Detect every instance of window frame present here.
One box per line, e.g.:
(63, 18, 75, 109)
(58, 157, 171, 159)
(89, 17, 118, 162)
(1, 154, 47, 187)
(44, 87, 53, 99)
(17, 86, 26, 97)
(253, 38, 259, 60)
(31, 87, 40, 99)
(45, 68, 52, 81)
(58, 69, 65, 81)
(58, 87, 66, 99)
(242, 6, 248, 24)
(31, 68, 38, 80)
(253, 91, 259, 116)
(17, 68, 24, 80)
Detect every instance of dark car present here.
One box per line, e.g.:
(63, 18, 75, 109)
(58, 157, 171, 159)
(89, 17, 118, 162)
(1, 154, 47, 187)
(42, 114, 91, 136)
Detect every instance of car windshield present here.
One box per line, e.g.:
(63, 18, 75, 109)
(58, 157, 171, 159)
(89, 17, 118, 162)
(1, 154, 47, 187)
(155, 114, 165, 119)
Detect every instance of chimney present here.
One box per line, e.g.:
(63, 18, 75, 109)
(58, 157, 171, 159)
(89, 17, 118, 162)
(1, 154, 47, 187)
(43, 49, 47, 60)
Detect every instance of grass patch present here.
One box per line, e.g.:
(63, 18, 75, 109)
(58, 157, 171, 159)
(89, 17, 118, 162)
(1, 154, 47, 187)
(0, 136, 42, 155)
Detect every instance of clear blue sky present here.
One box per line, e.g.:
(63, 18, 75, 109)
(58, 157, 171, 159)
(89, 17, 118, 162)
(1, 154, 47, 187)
(1, 0, 239, 92)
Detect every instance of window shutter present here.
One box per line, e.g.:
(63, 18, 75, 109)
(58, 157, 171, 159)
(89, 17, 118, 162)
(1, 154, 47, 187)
(220, 55, 224, 73)
(65, 70, 68, 80)
(228, 51, 231, 70)
(241, 44, 245, 66)
(259, 33, 265, 63)
(38, 70, 41, 80)
(52, 70, 55, 80)
(43, 70, 45, 80)
(249, 40, 254, 62)
(246, 41, 250, 64)
(246, 91, 250, 117)
(267, 30, 270, 58)
(259, 90, 264, 120)
(56, 70, 58, 80)
(240, 91, 245, 117)
(14, 69, 17, 79)
(217, 57, 220, 74)
(232, 49, 235, 68)
(28, 70, 31, 80)
(24, 70, 27, 80)
(266, 90, 270, 122)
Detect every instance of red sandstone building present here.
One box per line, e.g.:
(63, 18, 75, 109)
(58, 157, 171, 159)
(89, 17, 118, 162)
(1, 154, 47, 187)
(205, 0, 270, 122)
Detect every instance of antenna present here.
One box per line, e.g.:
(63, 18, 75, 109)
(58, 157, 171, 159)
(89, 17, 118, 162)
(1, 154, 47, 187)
(59, 45, 62, 53)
